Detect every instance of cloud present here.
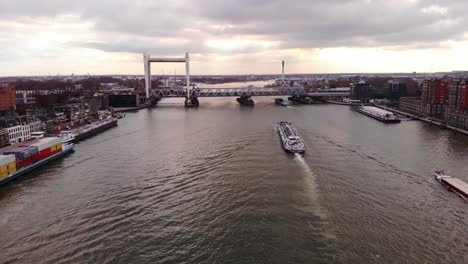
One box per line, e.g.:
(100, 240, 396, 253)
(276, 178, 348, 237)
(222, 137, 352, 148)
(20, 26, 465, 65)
(1, 0, 468, 75)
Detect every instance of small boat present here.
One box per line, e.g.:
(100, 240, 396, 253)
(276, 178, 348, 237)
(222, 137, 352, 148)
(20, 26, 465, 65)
(58, 131, 76, 143)
(276, 121, 305, 153)
(237, 96, 254, 106)
(275, 98, 289, 106)
(30, 131, 45, 139)
(114, 112, 124, 119)
(433, 170, 468, 201)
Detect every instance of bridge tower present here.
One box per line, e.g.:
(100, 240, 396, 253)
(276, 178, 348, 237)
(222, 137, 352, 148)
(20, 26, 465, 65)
(143, 52, 197, 107)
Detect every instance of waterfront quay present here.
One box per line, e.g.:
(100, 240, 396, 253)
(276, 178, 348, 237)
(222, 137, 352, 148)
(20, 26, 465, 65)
(376, 104, 468, 136)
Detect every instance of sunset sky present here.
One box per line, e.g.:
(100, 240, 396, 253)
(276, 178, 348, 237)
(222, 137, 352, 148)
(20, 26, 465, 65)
(1, 0, 468, 76)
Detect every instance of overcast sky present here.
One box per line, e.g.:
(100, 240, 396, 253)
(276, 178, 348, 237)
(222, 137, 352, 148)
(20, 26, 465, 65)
(1, 0, 468, 76)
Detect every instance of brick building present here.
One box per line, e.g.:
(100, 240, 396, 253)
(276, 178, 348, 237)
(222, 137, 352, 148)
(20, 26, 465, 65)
(421, 79, 449, 118)
(445, 80, 468, 130)
(0, 84, 16, 111)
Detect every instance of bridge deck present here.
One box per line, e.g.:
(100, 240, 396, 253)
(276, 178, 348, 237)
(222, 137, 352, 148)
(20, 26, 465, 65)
(152, 87, 349, 98)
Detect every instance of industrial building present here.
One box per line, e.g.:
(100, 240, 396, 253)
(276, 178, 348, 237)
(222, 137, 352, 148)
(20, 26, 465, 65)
(350, 80, 371, 103)
(384, 80, 407, 104)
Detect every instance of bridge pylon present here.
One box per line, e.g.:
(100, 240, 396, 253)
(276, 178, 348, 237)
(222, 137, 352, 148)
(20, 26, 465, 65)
(143, 52, 192, 102)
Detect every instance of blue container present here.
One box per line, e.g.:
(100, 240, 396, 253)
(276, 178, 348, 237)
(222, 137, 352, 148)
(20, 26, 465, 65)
(4, 146, 38, 159)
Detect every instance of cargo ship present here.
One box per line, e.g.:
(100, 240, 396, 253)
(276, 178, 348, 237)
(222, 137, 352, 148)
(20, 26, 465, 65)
(434, 171, 468, 201)
(58, 118, 117, 142)
(356, 106, 401, 123)
(275, 98, 289, 106)
(276, 121, 305, 153)
(0, 137, 75, 186)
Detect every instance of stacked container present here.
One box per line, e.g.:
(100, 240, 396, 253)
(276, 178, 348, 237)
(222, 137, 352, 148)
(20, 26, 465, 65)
(1, 137, 63, 171)
(30, 137, 62, 160)
(3, 146, 39, 159)
(0, 155, 16, 179)
(3, 146, 39, 168)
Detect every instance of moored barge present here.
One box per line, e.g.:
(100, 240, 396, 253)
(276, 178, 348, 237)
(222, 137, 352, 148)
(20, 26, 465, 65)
(58, 118, 117, 142)
(356, 106, 401, 123)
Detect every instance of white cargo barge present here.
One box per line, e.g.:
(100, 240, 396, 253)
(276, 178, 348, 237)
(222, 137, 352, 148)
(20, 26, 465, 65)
(356, 106, 401, 123)
(276, 121, 305, 153)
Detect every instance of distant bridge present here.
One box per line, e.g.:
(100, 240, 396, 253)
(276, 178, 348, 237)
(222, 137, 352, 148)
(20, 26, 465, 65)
(143, 52, 350, 107)
(152, 87, 350, 98)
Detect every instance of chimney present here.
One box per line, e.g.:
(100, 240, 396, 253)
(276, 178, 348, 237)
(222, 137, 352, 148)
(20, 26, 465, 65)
(282, 61, 285, 85)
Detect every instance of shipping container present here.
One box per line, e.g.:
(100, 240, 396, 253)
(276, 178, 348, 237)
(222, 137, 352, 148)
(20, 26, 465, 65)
(16, 158, 32, 168)
(0, 171, 7, 178)
(31, 137, 62, 151)
(51, 143, 62, 152)
(4, 146, 39, 160)
(0, 154, 15, 167)
(1, 163, 15, 172)
(18, 139, 40, 147)
(7, 161, 16, 170)
(38, 148, 52, 160)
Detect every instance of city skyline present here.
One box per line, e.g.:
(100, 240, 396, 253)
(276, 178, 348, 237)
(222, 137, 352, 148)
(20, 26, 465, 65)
(2, 0, 468, 76)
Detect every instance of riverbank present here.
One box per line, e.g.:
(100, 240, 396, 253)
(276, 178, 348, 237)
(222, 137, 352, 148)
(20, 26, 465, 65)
(112, 105, 148, 112)
(326, 100, 373, 106)
(375, 104, 468, 136)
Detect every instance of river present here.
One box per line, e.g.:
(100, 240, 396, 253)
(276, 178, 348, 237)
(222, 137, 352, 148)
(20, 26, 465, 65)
(0, 99, 467, 264)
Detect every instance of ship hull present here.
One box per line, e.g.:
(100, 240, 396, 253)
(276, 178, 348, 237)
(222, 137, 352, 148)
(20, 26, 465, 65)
(0, 145, 75, 186)
(74, 119, 118, 142)
(434, 173, 468, 201)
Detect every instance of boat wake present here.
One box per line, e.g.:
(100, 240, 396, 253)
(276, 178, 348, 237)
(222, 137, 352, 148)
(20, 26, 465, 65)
(294, 153, 326, 219)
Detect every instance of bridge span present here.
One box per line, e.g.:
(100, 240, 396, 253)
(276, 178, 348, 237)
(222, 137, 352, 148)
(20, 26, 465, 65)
(144, 52, 350, 107)
(152, 86, 350, 98)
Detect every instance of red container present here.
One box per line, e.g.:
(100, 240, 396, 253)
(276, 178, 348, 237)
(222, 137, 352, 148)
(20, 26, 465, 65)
(16, 160, 22, 169)
(30, 153, 40, 163)
(38, 147, 52, 160)
(16, 158, 32, 168)
(22, 159, 32, 167)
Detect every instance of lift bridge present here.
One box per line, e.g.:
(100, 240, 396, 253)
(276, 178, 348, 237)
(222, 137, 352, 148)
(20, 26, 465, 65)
(144, 52, 350, 107)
